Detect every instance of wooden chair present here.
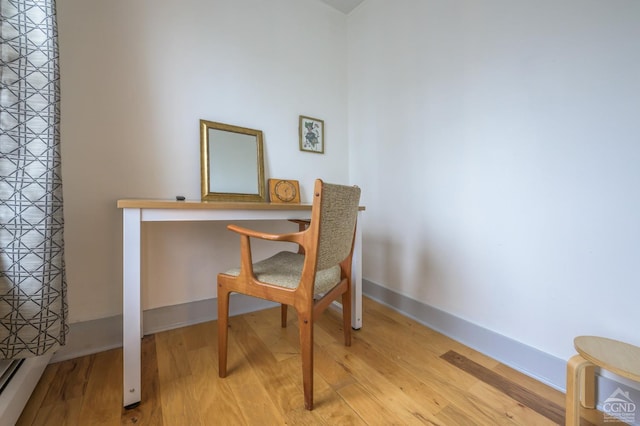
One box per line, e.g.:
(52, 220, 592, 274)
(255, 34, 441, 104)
(217, 179, 361, 410)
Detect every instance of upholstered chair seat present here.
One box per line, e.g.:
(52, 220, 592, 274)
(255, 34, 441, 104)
(224, 251, 342, 295)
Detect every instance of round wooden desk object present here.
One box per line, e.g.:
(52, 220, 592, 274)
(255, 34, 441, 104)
(566, 335, 640, 425)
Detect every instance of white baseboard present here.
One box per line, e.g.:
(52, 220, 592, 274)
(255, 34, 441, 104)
(362, 279, 567, 390)
(54, 283, 568, 388)
(52, 294, 276, 363)
(363, 278, 640, 415)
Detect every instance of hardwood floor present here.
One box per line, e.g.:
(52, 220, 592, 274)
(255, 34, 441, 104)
(17, 297, 607, 425)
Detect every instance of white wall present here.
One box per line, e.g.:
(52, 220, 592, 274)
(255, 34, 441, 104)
(58, 0, 640, 367)
(57, 0, 349, 321)
(348, 0, 640, 360)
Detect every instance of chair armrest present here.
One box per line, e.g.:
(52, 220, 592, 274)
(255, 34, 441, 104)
(226, 224, 306, 281)
(227, 224, 303, 244)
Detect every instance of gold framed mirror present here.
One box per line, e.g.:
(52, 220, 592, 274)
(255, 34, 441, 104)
(200, 120, 266, 202)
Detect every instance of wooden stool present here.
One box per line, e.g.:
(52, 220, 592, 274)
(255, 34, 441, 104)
(566, 336, 640, 425)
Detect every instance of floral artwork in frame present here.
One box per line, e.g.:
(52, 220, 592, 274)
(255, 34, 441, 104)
(299, 115, 324, 154)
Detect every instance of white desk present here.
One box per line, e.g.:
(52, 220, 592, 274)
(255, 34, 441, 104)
(118, 199, 364, 408)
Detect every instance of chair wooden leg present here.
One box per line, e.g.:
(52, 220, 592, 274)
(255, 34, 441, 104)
(218, 286, 230, 378)
(281, 304, 288, 328)
(342, 289, 352, 347)
(297, 311, 314, 410)
(566, 354, 591, 426)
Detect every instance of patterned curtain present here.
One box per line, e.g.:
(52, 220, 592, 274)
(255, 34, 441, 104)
(0, 0, 67, 359)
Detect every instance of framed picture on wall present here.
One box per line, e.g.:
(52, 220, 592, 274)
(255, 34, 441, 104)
(299, 115, 324, 154)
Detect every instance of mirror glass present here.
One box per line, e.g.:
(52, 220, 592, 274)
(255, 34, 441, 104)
(200, 120, 266, 202)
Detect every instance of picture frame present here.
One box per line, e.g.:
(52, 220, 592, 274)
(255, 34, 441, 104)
(299, 115, 324, 154)
(200, 120, 266, 202)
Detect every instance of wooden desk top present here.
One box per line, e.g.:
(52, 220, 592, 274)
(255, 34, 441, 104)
(117, 199, 365, 211)
(117, 199, 313, 210)
(574, 336, 640, 382)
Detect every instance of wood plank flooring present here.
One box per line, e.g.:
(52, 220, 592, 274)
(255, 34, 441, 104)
(17, 297, 609, 425)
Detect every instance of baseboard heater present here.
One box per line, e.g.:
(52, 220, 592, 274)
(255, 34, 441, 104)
(0, 360, 24, 392)
(0, 354, 52, 425)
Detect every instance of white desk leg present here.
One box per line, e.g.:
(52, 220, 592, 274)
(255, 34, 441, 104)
(123, 208, 141, 408)
(352, 214, 363, 329)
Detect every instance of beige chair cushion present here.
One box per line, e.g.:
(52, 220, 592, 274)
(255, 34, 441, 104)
(224, 251, 341, 295)
(316, 183, 360, 270)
